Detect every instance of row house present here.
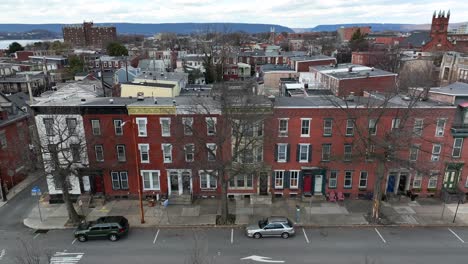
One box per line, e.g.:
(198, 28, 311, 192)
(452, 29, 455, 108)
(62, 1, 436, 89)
(439, 52, 468, 86)
(288, 55, 336, 72)
(89, 56, 128, 72)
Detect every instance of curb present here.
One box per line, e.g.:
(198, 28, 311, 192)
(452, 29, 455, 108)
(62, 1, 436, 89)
(23, 218, 74, 230)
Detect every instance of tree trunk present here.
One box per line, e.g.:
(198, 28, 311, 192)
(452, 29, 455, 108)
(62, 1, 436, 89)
(371, 161, 385, 223)
(62, 186, 80, 225)
(219, 174, 229, 225)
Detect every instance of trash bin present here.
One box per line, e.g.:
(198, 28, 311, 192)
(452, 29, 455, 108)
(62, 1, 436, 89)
(295, 205, 301, 223)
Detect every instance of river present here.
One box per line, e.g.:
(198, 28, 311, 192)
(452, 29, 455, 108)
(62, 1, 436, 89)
(0, 39, 63, 49)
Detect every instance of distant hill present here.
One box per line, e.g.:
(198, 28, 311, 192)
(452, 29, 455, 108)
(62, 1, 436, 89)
(297, 22, 467, 32)
(0, 23, 293, 36)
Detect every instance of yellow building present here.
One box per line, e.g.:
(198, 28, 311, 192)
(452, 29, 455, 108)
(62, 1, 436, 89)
(120, 82, 178, 98)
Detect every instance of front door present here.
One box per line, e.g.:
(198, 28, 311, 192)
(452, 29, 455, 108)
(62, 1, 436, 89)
(94, 175, 103, 194)
(182, 172, 191, 195)
(387, 173, 396, 194)
(303, 175, 312, 194)
(398, 173, 408, 193)
(314, 175, 323, 194)
(443, 170, 458, 189)
(170, 173, 179, 194)
(259, 173, 268, 195)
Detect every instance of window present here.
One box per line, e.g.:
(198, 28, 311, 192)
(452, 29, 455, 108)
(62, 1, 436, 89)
(274, 170, 284, 188)
(114, 120, 123, 136)
(116, 145, 126, 162)
(435, 119, 446, 137)
(0, 131, 6, 149)
(185, 144, 194, 162)
(91, 119, 101, 135)
(138, 144, 149, 163)
(298, 144, 310, 162)
(428, 171, 438, 189)
(200, 171, 217, 189)
(344, 171, 352, 188)
(43, 118, 54, 136)
(366, 144, 375, 161)
(230, 174, 253, 188)
(391, 118, 400, 130)
(301, 118, 311, 137)
(277, 143, 288, 162)
(323, 119, 332, 136)
(206, 117, 217, 135)
(94, 145, 104, 162)
(255, 146, 263, 162)
(409, 145, 420, 162)
(359, 171, 368, 188)
(290, 171, 299, 188)
(160, 118, 171, 137)
(278, 119, 288, 137)
(111, 171, 129, 190)
(346, 119, 354, 136)
(452, 138, 463, 158)
(322, 144, 331, 161)
(255, 122, 264, 137)
(344, 144, 352, 161)
(182, 117, 193, 135)
(141, 170, 160, 190)
(413, 173, 422, 188)
(431, 144, 441, 161)
(162, 144, 172, 163)
(329, 171, 337, 188)
(136, 118, 147, 137)
(206, 143, 216, 161)
(66, 118, 77, 135)
(70, 144, 81, 162)
(413, 119, 424, 136)
(369, 119, 377, 135)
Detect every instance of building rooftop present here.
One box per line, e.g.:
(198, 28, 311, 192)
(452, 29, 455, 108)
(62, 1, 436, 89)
(311, 63, 396, 79)
(261, 64, 294, 72)
(289, 55, 335, 62)
(123, 82, 175, 89)
(430, 82, 468, 96)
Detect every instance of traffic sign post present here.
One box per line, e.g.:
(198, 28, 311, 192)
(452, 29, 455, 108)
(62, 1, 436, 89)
(31, 186, 42, 222)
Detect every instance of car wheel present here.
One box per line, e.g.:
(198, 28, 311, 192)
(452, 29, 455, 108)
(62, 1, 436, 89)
(253, 233, 262, 239)
(77, 235, 87, 242)
(281, 232, 289, 239)
(108, 234, 119, 242)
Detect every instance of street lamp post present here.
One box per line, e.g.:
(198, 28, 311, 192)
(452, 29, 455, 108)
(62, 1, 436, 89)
(31, 186, 43, 222)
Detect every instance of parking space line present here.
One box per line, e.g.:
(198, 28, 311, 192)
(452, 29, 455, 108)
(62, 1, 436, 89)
(302, 228, 310, 244)
(448, 228, 465, 243)
(33, 233, 40, 239)
(153, 229, 160, 244)
(231, 228, 234, 244)
(374, 228, 386, 243)
(72, 238, 77, 245)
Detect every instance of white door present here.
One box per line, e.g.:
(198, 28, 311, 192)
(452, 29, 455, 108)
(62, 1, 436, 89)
(314, 175, 323, 194)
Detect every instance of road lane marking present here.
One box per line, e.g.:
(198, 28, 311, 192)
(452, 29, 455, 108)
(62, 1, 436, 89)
(448, 228, 465, 243)
(33, 233, 40, 239)
(72, 238, 77, 245)
(302, 228, 310, 244)
(153, 229, 160, 244)
(374, 228, 386, 243)
(231, 228, 234, 244)
(50, 252, 84, 264)
(0, 249, 5, 260)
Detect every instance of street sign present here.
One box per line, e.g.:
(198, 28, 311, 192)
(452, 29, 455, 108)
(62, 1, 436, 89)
(31, 186, 42, 196)
(241, 255, 285, 263)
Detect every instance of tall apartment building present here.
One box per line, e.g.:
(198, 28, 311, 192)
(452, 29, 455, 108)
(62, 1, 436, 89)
(63, 22, 117, 48)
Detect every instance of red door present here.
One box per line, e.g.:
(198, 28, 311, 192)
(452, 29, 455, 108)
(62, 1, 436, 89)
(303, 176, 312, 193)
(94, 176, 103, 194)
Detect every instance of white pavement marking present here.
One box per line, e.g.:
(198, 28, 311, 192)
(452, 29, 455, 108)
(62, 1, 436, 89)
(153, 229, 160, 244)
(33, 233, 40, 239)
(302, 228, 310, 244)
(448, 228, 465, 243)
(0, 249, 6, 260)
(72, 238, 77, 245)
(374, 228, 386, 243)
(50, 252, 84, 264)
(231, 229, 234, 244)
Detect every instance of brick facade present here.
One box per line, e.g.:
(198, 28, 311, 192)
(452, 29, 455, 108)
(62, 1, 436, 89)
(63, 22, 117, 48)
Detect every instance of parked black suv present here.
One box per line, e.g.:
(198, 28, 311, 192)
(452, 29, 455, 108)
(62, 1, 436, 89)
(74, 216, 129, 242)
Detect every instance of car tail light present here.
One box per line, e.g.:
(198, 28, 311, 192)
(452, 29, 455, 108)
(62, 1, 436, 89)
(119, 228, 125, 233)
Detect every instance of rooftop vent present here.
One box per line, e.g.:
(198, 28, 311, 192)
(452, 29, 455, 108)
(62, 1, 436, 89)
(345, 92, 355, 101)
(109, 98, 114, 104)
(154, 98, 158, 104)
(402, 96, 411, 101)
(348, 66, 354, 72)
(81, 98, 86, 102)
(172, 99, 176, 106)
(137, 92, 144, 101)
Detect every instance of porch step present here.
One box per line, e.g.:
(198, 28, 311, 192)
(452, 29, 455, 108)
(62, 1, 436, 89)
(301, 195, 326, 202)
(250, 195, 272, 205)
(89, 196, 106, 208)
(168, 194, 192, 205)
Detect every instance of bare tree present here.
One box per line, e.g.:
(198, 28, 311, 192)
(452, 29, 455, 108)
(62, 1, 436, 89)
(14, 239, 51, 264)
(185, 230, 215, 264)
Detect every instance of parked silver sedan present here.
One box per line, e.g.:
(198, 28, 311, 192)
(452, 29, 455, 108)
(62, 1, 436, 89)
(245, 216, 295, 239)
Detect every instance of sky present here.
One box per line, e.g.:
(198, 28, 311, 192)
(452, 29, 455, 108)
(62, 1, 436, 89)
(0, 0, 467, 28)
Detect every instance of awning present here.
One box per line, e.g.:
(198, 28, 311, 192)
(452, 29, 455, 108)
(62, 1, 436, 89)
(459, 102, 468, 108)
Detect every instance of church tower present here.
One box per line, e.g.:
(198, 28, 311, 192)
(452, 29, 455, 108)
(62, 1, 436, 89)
(430, 10, 450, 40)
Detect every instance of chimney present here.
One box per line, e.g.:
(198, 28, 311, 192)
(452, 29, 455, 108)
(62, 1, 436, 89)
(137, 92, 144, 101)
(348, 66, 353, 72)
(109, 98, 114, 104)
(154, 98, 158, 104)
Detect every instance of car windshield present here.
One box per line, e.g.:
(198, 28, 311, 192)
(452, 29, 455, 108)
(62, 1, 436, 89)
(77, 221, 91, 230)
(258, 219, 267, 229)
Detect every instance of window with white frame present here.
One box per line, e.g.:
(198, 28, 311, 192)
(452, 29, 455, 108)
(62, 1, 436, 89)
(182, 117, 193, 135)
(136, 118, 147, 137)
(274, 170, 284, 188)
(91, 119, 101, 135)
(301, 118, 311, 137)
(428, 171, 438, 189)
(344, 144, 352, 161)
(323, 119, 332, 136)
(431, 144, 441, 161)
(346, 119, 354, 136)
(43, 118, 54, 136)
(344, 171, 352, 188)
(160, 118, 171, 137)
(111, 171, 129, 190)
(413, 119, 424, 136)
(162, 144, 172, 163)
(206, 143, 216, 161)
(299, 144, 310, 162)
(452, 138, 463, 158)
(255, 122, 264, 137)
(391, 118, 400, 130)
(329, 171, 337, 188)
(200, 171, 217, 189)
(141, 170, 160, 190)
(413, 173, 422, 188)
(116, 145, 126, 162)
(229, 174, 253, 188)
(290, 171, 299, 188)
(369, 119, 377, 135)
(277, 143, 287, 162)
(359, 171, 368, 188)
(95, 145, 104, 162)
(409, 145, 420, 161)
(185, 144, 194, 162)
(255, 146, 263, 162)
(66, 118, 77, 136)
(435, 118, 446, 137)
(278, 119, 288, 137)
(138, 144, 149, 163)
(465, 176, 468, 188)
(206, 117, 216, 135)
(70, 144, 81, 162)
(322, 144, 331, 161)
(114, 119, 123, 136)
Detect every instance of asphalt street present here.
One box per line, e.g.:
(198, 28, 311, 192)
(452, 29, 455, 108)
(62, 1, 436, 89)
(1, 226, 468, 264)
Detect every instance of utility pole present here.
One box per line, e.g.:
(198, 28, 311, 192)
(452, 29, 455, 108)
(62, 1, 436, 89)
(100, 58, 106, 97)
(125, 56, 129, 82)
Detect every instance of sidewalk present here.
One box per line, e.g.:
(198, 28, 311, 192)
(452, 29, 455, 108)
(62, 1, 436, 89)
(23, 195, 468, 230)
(0, 170, 44, 208)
